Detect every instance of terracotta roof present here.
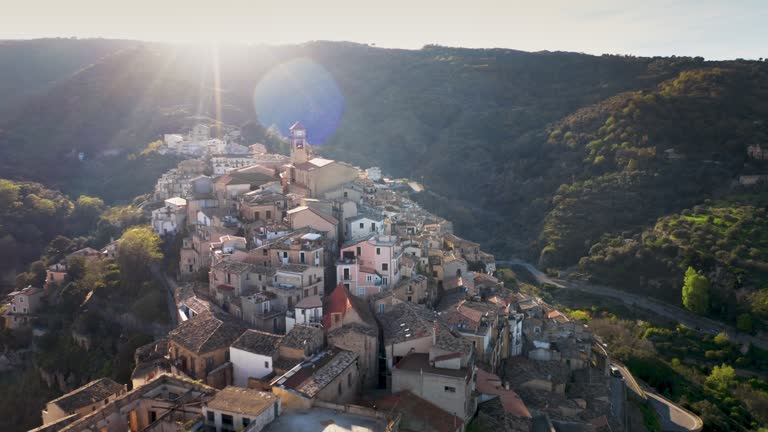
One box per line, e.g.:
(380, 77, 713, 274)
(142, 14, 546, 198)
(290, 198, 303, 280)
(168, 311, 248, 354)
(475, 369, 531, 418)
(206, 386, 278, 416)
(231, 329, 283, 356)
(47, 378, 125, 413)
(322, 284, 378, 330)
(372, 391, 463, 432)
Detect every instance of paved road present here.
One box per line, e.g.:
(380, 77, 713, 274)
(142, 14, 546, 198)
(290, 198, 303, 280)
(611, 363, 702, 432)
(646, 391, 703, 432)
(498, 260, 768, 350)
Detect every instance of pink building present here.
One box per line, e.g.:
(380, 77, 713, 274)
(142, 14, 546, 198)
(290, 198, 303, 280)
(337, 235, 402, 297)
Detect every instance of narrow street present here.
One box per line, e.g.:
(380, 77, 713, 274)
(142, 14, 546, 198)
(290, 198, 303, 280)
(150, 264, 179, 331)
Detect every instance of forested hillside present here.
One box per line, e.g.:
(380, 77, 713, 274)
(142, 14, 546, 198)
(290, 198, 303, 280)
(0, 40, 767, 328)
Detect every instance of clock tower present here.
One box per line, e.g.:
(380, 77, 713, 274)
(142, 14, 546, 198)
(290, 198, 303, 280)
(289, 121, 310, 164)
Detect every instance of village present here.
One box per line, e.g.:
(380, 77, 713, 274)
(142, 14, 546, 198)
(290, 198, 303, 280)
(20, 122, 628, 432)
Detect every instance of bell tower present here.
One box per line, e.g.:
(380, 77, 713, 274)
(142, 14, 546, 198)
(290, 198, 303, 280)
(289, 121, 310, 164)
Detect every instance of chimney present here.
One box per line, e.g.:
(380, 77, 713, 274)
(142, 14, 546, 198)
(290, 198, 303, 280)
(432, 321, 438, 346)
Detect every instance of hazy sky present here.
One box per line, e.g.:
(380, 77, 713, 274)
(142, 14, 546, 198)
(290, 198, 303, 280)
(1, 0, 766, 59)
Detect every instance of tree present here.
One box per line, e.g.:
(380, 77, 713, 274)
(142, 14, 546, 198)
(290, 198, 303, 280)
(713, 332, 729, 345)
(66, 255, 87, 282)
(0, 179, 20, 210)
(736, 313, 753, 333)
(116, 226, 162, 287)
(682, 266, 710, 314)
(72, 195, 105, 233)
(706, 363, 735, 391)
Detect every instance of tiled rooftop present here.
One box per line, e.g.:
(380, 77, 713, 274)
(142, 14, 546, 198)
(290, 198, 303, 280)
(231, 329, 283, 356)
(47, 378, 125, 413)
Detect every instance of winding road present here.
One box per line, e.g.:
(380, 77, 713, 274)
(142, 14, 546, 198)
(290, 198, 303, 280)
(498, 259, 768, 350)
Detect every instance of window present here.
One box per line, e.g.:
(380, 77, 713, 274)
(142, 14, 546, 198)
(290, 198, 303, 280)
(263, 249, 268, 256)
(383, 277, 388, 286)
(356, 247, 361, 256)
(206, 357, 214, 370)
(338, 382, 342, 396)
(366, 275, 372, 282)
(379, 304, 385, 314)
(344, 191, 348, 198)
(150, 411, 157, 422)
(358, 288, 366, 296)
(407, 296, 412, 302)
(300, 252, 305, 264)
(19, 298, 23, 303)
(227, 273, 232, 284)
(222, 414, 234, 427)
(376, 248, 381, 255)
(371, 222, 376, 232)
(266, 210, 272, 219)
(265, 361, 270, 368)
(348, 373, 352, 388)
(444, 386, 456, 393)
(382, 263, 388, 271)
(206, 411, 215, 423)
(242, 418, 251, 427)
(255, 211, 260, 220)
(359, 222, 365, 229)
(313, 286, 318, 295)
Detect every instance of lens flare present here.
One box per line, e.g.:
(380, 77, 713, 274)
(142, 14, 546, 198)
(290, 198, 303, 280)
(253, 58, 344, 146)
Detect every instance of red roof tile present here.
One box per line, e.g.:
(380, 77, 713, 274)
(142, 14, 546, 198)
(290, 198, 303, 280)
(475, 369, 531, 418)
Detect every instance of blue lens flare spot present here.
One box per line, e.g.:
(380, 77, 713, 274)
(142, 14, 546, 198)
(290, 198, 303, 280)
(253, 58, 344, 146)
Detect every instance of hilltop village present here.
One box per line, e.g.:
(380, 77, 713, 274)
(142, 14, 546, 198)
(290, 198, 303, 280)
(27, 123, 624, 432)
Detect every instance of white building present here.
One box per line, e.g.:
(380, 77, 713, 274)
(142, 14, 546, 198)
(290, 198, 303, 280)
(230, 330, 283, 387)
(509, 313, 524, 356)
(345, 214, 385, 242)
(286, 295, 322, 333)
(366, 166, 382, 181)
(203, 386, 281, 432)
(151, 197, 187, 236)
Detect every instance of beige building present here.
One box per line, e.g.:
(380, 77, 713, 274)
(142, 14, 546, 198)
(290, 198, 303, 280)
(203, 386, 281, 432)
(283, 122, 360, 198)
(287, 206, 339, 241)
(41, 378, 126, 426)
(323, 284, 380, 389)
(167, 311, 247, 389)
(271, 348, 360, 409)
(34, 375, 217, 432)
(3, 285, 43, 329)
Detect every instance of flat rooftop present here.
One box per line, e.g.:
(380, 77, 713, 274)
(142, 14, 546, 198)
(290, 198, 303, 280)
(264, 408, 385, 432)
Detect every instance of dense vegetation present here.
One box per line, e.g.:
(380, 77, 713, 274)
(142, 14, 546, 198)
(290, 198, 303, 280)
(550, 289, 768, 432)
(580, 196, 768, 329)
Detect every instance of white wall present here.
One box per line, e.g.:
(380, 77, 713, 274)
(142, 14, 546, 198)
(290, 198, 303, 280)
(204, 400, 280, 432)
(230, 348, 273, 387)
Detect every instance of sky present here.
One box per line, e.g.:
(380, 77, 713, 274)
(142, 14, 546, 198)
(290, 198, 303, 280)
(1, 0, 766, 60)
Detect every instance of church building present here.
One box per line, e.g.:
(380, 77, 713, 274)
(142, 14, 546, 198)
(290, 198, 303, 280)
(284, 121, 359, 198)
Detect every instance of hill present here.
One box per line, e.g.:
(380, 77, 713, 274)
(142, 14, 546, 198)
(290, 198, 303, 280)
(1, 40, 767, 327)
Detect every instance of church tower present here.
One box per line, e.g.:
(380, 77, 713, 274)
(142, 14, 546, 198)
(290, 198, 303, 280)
(289, 121, 311, 164)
